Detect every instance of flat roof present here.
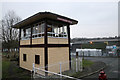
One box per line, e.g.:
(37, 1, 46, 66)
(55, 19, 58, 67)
(13, 12, 78, 29)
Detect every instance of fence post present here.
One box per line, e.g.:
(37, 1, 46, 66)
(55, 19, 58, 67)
(80, 57, 83, 72)
(33, 63, 35, 75)
(76, 58, 78, 72)
(31, 70, 33, 80)
(60, 62, 62, 75)
(59, 62, 63, 79)
(78, 57, 80, 71)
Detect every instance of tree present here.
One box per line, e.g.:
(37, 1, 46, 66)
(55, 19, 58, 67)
(0, 10, 21, 52)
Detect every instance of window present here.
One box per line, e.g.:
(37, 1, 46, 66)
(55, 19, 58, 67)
(21, 29, 24, 39)
(26, 28, 31, 39)
(23, 54, 26, 61)
(21, 22, 45, 40)
(63, 26, 68, 37)
(47, 24, 68, 38)
(35, 55, 40, 64)
(32, 22, 45, 38)
(47, 24, 53, 37)
(47, 24, 52, 32)
(21, 27, 31, 40)
(32, 24, 38, 38)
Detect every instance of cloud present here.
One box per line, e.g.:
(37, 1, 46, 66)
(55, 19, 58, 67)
(2, 2, 118, 38)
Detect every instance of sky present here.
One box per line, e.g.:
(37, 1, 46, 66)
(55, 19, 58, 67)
(1, 0, 118, 38)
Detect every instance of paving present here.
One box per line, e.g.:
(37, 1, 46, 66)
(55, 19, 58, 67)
(82, 57, 119, 80)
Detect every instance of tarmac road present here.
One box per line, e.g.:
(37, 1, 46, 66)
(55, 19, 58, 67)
(83, 57, 119, 79)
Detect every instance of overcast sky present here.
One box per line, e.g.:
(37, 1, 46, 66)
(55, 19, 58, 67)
(1, 1, 118, 38)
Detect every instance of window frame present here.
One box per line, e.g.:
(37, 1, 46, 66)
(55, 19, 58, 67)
(32, 22, 45, 39)
(21, 27, 31, 40)
(35, 55, 40, 64)
(47, 24, 68, 38)
(21, 22, 45, 40)
(23, 54, 27, 61)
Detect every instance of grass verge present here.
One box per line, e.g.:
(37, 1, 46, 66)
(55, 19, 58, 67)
(63, 58, 94, 77)
(2, 59, 10, 78)
(83, 59, 94, 67)
(2, 57, 31, 79)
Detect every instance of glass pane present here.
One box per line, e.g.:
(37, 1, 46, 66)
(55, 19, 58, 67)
(24, 27, 31, 39)
(53, 26, 57, 37)
(47, 26, 52, 32)
(26, 28, 31, 35)
(41, 23, 45, 32)
(58, 26, 63, 37)
(21, 29, 24, 38)
(47, 24, 53, 37)
(38, 23, 41, 33)
(64, 26, 68, 37)
(32, 26, 35, 38)
(36, 24, 39, 33)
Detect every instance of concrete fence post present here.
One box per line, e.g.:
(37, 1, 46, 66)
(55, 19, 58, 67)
(60, 62, 62, 78)
(80, 57, 83, 72)
(78, 57, 80, 71)
(33, 63, 35, 75)
(76, 58, 78, 72)
(60, 62, 62, 74)
(31, 70, 33, 80)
